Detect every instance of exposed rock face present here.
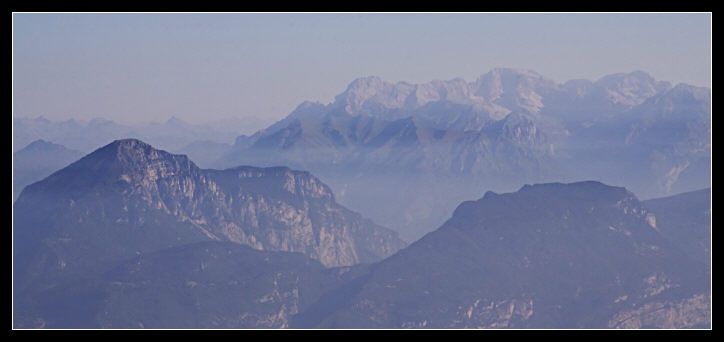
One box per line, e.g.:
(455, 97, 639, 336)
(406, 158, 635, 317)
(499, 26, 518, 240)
(13, 139, 404, 328)
(330, 68, 558, 118)
(454, 298, 535, 328)
(203, 165, 404, 267)
(608, 294, 711, 329)
(293, 181, 710, 328)
(13, 139, 404, 296)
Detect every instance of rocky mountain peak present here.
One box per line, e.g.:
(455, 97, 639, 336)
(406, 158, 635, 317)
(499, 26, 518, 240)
(473, 68, 556, 114)
(165, 116, 187, 125)
(88, 117, 115, 126)
(596, 70, 657, 85)
(337, 76, 387, 101)
(593, 71, 672, 107)
(516, 180, 634, 200)
(19, 139, 198, 199)
(666, 83, 711, 102)
(333, 76, 412, 114)
(20, 139, 61, 151)
(91, 139, 196, 179)
(345, 75, 386, 91)
(95, 138, 191, 165)
(632, 82, 711, 123)
(450, 181, 651, 233)
(110, 137, 157, 153)
(484, 67, 547, 79)
(475, 68, 553, 87)
(332, 69, 560, 116)
(515, 181, 647, 218)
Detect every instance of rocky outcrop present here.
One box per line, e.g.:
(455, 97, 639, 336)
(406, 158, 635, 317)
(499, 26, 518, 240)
(608, 294, 711, 329)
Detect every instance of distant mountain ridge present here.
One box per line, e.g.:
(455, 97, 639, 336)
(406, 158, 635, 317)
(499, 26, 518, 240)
(222, 69, 707, 178)
(13, 139, 84, 200)
(13, 116, 268, 154)
(217, 68, 710, 241)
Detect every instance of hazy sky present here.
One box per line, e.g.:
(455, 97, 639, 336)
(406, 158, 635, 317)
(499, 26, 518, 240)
(13, 13, 711, 125)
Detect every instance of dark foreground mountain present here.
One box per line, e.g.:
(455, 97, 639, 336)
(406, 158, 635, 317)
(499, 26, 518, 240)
(16, 241, 367, 328)
(13, 139, 83, 201)
(13, 139, 404, 327)
(292, 181, 710, 328)
(644, 188, 711, 267)
(14, 179, 709, 328)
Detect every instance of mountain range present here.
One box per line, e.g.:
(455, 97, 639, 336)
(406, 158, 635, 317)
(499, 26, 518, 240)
(13, 140, 84, 201)
(14, 69, 710, 241)
(215, 69, 710, 240)
(13, 116, 267, 155)
(13, 143, 710, 328)
(11, 68, 711, 329)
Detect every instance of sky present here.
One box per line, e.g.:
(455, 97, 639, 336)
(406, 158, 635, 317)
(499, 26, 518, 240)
(12, 13, 712, 125)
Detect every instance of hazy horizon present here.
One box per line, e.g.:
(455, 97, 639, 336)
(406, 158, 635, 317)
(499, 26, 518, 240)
(12, 13, 712, 329)
(12, 13, 711, 125)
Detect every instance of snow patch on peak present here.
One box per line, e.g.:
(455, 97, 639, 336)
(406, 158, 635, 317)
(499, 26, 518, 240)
(594, 71, 671, 107)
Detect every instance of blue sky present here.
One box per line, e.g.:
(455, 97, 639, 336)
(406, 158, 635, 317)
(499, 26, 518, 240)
(12, 13, 711, 124)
